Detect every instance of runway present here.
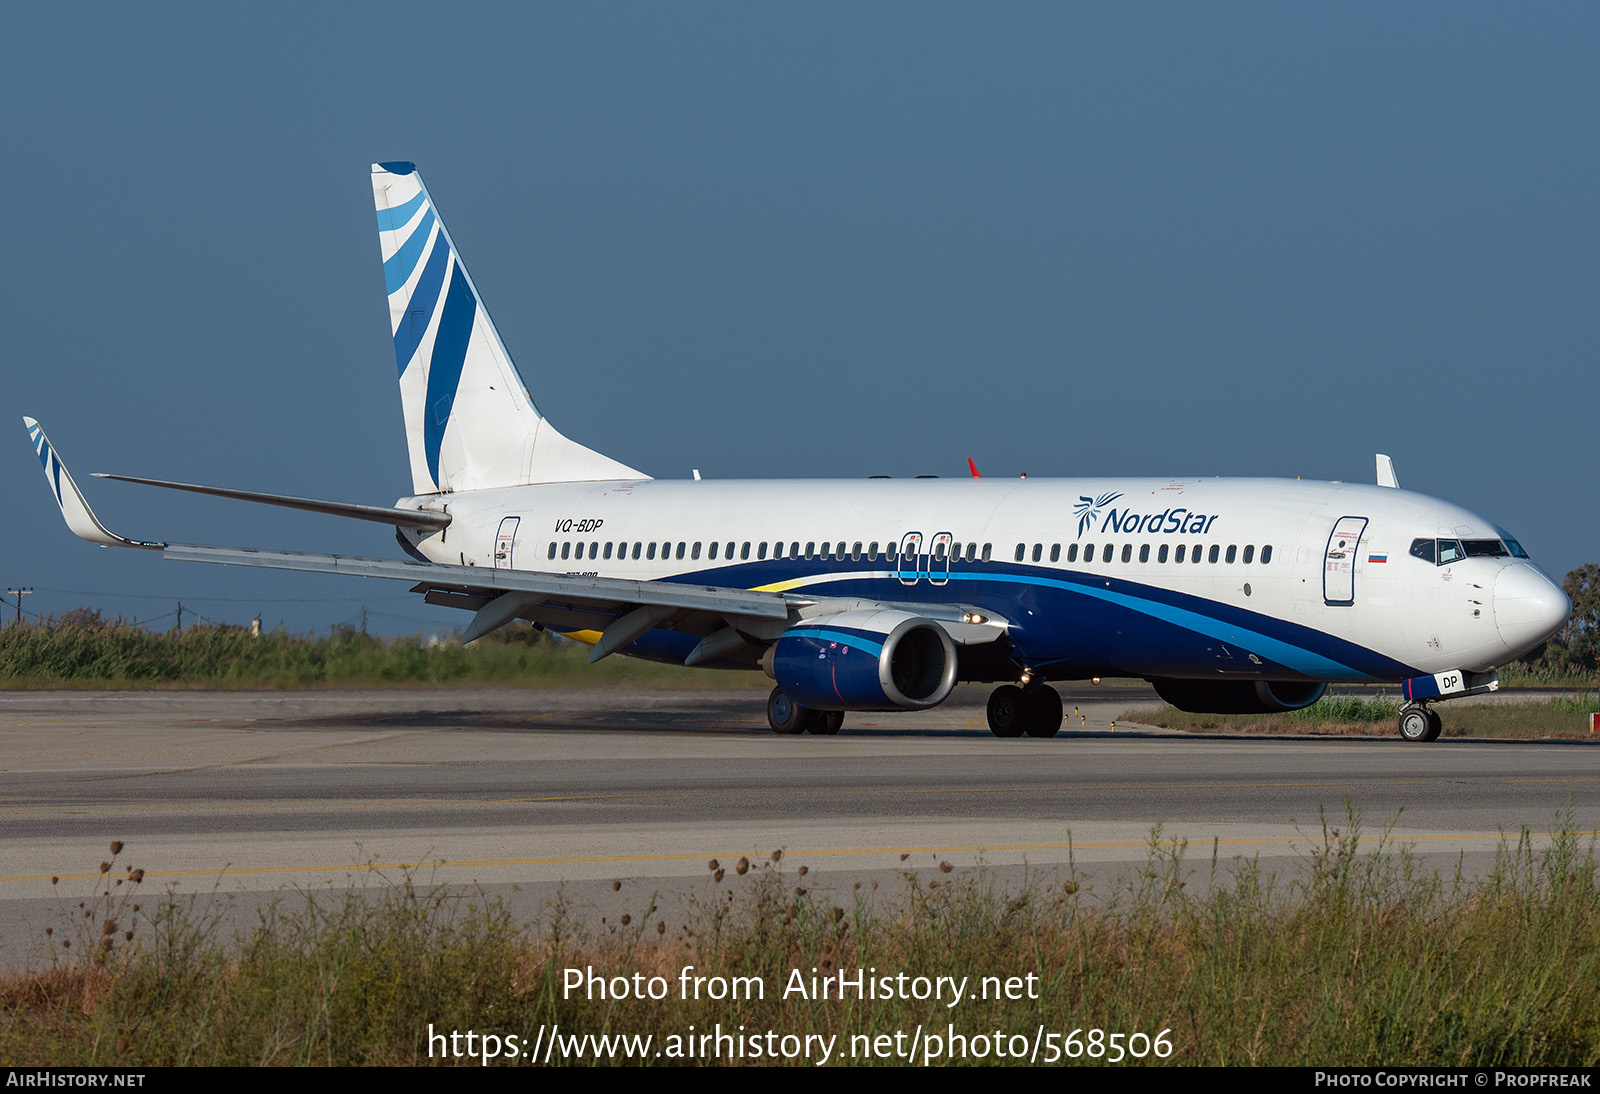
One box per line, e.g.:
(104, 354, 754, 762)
(3, 686, 1596, 970)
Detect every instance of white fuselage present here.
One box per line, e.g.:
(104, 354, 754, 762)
(398, 475, 1567, 683)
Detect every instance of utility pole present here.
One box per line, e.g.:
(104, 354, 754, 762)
(7, 588, 32, 628)
(175, 602, 183, 636)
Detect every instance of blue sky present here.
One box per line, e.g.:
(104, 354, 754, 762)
(7, 5, 1597, 634)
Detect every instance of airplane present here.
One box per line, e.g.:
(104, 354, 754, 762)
(24, 162, 1571, 743)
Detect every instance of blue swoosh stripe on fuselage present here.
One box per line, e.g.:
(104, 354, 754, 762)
(651, 560, 1417, 681)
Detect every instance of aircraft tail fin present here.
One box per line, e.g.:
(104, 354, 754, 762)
(371, 162, 646, 493)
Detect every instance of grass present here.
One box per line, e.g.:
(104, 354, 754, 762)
(7, 815, 1600, 1066)
(0, 619, 764, 690)
(1123, 693, 1600, 740)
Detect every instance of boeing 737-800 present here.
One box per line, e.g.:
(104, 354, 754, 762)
(24, 162, 1571, 742)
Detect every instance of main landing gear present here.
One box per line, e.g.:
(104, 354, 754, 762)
(986, 684, 1063, 738)
(767, 686, 844, 735)
(1397, 703, 1443, 743)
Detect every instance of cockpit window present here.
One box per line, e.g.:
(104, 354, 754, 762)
(1500, 534, 1530, 559)
(1462, 540, 1510, 558)
(1436, 539, 1465, 565)
(1409, 538, 1435, 564)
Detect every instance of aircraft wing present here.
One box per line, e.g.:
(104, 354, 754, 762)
(26, 418, 1007, 665)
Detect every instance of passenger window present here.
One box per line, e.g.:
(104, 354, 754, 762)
(869, 541, 879, 560)
(1175, 544, 1186, 563)
(1261, 545, 1273, 564)
(757, 542, 767, 561)
(1084, 544, 1094, 563)
(1225, 545, 1236, 564)
(791, 543, 801, 560)
(547, 543, 557, 560)
(691, 542, 701, 560)
(632, 543, 642, 560)
(1243, 545, 1254, 564)
(882, 543, 892, 562)
(1031, 544, 1042, 563)
(836, 543, 847, 561)
(982, 543, 992, 562)
(853, 542, 863, 561)
(1121, 544, 1132, 563)
(562, 542, 572, 560)
(1050, 544, 1060, 563)
(646, 542, 656, 560)
(603, 542, 613, 560)
(725, 541, 735, 559)
(1158, 544, 1169, 563)
(1015, 544, 1026, 562)
(1102, 544, 1113, 563)
(1208, 544, 1220, 564)
(1139, 544, 1150, 563)
(741, 542, 751, 560)
(1193, 544, 1203, 564)
(966, 544, 977, 562)
(675, 543, 685, 560)
(1068, 544, 1079, 563)
(821, 542, 831, 559)
(709, 542, 719, 560)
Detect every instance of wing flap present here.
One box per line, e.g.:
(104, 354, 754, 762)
(161, 543, 792, 620)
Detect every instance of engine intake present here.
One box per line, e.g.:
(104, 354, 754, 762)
(773, 610, 958, 711)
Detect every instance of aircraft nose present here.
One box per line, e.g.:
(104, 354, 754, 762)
(1493, 563, 1570, 657)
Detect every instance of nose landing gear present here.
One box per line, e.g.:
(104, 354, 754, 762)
(1397, 704, 1443, 742)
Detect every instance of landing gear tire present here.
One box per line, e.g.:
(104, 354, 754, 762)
(808, 710, 844, 735)
(987, 685, 1028, 738)
(1398, 705, 1442, 743)
(1023, 686, 1063, 738)
(768, 687, 809, 735)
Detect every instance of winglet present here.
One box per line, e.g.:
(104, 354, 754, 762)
(22, 418, 163, 549)
(967, 458, 981, 479)
(1375, 453, 1399, 489)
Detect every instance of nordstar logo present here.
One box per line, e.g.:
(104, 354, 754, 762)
(1100, 507, 1220, 536)
(1075, 492, 1122, 536)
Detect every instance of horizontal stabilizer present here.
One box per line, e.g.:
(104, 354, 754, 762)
(93, 473, 451, 531)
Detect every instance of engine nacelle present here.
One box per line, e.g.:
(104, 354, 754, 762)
(772, 609, 958, 711)
(1150, 678, 1328, 715)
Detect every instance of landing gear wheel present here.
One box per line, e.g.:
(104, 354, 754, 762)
(1398, 705, 1442, 743)
(768, 687, 809, 735)
(987, 685, 1028, 737)
(808, 711, 844, 735)
(1023, 686, 1063, 738)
